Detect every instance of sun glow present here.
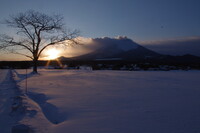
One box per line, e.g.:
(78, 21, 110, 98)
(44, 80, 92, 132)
(46, 48, 60, 60)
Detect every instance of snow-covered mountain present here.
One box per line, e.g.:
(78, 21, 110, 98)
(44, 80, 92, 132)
(71, 36, 160, 60)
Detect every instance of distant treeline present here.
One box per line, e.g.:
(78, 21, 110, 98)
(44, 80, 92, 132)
(1, 58, 200, 70)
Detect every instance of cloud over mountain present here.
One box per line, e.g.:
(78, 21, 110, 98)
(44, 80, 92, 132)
(63, 36, 139, 57)
(62, 36, 200, 59)
(63, 36, 160, 60)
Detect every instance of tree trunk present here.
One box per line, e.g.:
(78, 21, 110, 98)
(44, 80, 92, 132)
(33, 58, 38, 73)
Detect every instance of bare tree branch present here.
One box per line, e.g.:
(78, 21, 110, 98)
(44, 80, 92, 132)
(0, 10, 79, 72)
(10, 51, 33, 59)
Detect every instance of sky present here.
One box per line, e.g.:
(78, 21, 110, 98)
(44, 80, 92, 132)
(0, 0, 200, 60)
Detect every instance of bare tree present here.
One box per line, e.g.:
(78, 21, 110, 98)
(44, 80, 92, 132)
(0, 10, 79, 73)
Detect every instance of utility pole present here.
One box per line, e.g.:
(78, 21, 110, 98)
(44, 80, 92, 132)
(25, 68, 28, 94)
(25, 61, 29, 94)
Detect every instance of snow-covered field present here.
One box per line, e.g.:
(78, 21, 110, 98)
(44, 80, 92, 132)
(1, 69, 200, 133)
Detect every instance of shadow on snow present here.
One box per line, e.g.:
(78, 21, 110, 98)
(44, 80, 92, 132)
(12, 69, 35, 82)
(11, 69, 67, 124)
(27, 92, 67, 124)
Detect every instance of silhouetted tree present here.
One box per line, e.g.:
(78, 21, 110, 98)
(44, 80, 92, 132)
(0, 10, 79, 73)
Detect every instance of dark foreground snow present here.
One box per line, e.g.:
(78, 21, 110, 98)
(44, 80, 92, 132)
(1, 69, 200, 133)
(0, 70, 15, 133)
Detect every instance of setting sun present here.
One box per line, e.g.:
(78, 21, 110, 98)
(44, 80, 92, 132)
(46, 48, 60, 60)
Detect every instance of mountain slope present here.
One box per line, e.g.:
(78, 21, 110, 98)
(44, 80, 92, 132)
(112, 45, 161, 60)
(72, 37, 160, 60)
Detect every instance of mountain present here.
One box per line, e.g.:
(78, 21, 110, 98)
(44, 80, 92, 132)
(58, 36, 200, 64)
(71, 37, 160, 60)
(112, 45, 161, 60)
(58, 56, 71, 61)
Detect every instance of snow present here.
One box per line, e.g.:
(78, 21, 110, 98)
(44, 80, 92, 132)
(0, 69, 7, 83)
(0, 70, 17, 133)
(1, 69, 200, 133)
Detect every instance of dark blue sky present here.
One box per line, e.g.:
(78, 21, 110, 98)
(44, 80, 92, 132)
(0, 0, 200, 41)
(0, 0, 200, 60)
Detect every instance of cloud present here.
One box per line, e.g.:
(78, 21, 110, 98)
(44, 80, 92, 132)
(61, 36, 200, 58)
(62, 37, 97, 57)
(62, 36, 138, 57)
(139, 36, 200, 56)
